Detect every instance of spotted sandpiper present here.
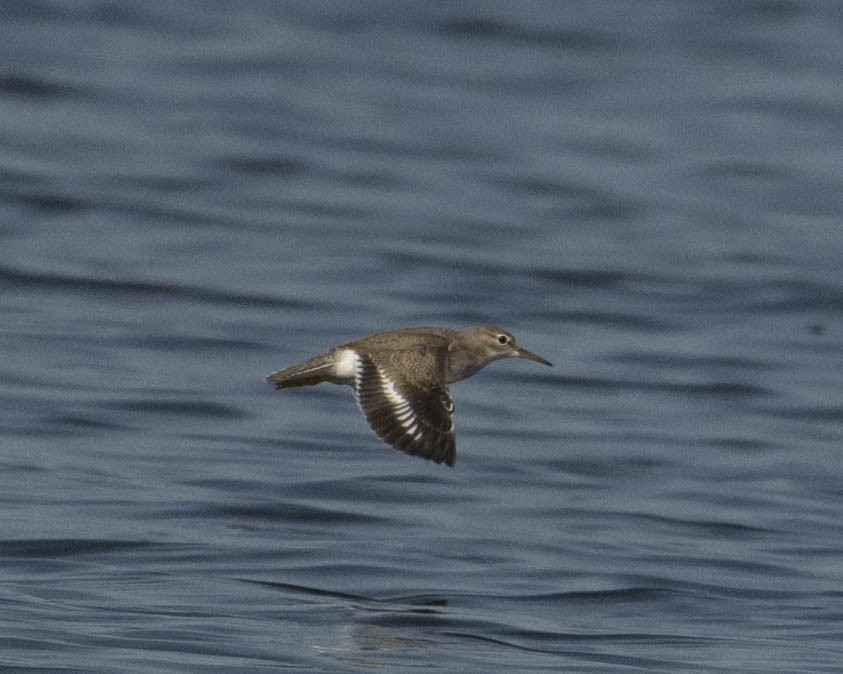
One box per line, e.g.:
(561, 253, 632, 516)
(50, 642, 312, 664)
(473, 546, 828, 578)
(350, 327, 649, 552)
(265, 326, 551, 467)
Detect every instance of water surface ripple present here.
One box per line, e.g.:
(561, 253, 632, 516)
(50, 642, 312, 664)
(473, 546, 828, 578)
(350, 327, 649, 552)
(2, 1, 843, 672)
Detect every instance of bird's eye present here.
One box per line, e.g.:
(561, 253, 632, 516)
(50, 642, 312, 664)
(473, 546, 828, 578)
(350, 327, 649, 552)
(497, 334, 509, 345)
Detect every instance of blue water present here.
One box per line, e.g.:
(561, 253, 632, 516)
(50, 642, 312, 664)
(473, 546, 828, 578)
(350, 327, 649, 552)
(2, 1, 843, 672)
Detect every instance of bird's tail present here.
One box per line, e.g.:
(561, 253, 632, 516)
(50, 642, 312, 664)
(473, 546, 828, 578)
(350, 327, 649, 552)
(265, 354, 335, 389)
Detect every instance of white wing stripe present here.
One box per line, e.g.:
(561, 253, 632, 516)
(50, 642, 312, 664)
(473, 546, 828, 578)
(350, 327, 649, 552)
(379, 370, 429, 435)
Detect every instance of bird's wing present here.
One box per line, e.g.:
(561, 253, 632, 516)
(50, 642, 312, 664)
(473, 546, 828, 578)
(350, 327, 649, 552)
(352, 348, 455, 467)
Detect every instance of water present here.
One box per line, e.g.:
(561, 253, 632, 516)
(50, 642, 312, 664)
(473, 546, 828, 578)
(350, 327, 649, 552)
(2, 1, 843, 672)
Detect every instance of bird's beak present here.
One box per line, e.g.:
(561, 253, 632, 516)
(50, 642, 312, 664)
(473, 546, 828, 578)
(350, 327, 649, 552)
(514, 346, 552, 366)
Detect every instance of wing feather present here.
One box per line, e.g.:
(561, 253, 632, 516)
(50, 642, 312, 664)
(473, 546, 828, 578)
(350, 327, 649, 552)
(353, 351, 456, 467)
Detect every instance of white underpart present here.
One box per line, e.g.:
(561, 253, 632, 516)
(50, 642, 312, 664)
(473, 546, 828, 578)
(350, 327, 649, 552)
(334, 349, 361, 380)
(379, 371, 424, 441)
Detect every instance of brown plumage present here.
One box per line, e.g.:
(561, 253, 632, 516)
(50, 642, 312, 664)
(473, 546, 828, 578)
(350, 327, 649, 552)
(265, 326, 551, 467)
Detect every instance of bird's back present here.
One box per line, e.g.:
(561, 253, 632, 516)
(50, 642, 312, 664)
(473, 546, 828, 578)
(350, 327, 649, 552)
(343, 327, 458, 352)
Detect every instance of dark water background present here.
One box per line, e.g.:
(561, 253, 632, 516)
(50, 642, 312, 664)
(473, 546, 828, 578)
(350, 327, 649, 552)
(2, 1, 843, 672)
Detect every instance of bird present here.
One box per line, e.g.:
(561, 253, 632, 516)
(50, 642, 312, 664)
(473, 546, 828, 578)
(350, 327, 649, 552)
(265, 325, 551, 467)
